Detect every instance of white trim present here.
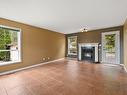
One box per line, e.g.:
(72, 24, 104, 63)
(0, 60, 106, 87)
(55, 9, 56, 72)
(18, 28, 22, 63)
(0, 50, 11, 51)
(0, 58, 64, 76)
(0, 61, 21, 66)
(0, 25, 21, 31)
(78, 43, 99, 62)
(101, 31, 120, 64)
(120, 64, 127, 73)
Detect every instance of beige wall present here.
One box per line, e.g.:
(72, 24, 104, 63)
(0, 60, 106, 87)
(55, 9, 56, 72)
(124, 19, 127, 68)
(0, 18, 65, 73)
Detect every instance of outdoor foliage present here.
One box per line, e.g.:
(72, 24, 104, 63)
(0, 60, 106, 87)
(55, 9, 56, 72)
(0, 28, 11, 61)
(105, 34, 115, 52)
(0, 28, 17, 61)
(68, 37, 77, 54)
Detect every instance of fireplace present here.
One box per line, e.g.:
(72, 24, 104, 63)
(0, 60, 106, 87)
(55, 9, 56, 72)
(81, 47, 95, 61)
(79, 43, 99, 62)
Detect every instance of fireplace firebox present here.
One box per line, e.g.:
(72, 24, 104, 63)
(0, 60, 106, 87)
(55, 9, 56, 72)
(81, 47, 95, 61)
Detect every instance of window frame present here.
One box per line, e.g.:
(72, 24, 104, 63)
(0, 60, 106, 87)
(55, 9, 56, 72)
(0, 25, 22, 66)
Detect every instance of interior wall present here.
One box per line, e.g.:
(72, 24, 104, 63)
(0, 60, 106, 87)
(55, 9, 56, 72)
(0, 18, 65, 73)
(124, 19, 127, 68)
(66, 26, 123, 63)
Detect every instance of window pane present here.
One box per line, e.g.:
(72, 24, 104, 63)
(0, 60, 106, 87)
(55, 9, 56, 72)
(0, 28, 6, 50)
(0, 28, 12, 50)
(0, 28, 18, 50)
(11, 50, 19, 61)
(0, 51, 10, 62)
(68, 36, 77, 55)
(10, 30, 18, 50)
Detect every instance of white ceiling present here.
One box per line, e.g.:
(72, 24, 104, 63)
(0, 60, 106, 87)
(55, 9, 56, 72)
(0, 0, 127, 34)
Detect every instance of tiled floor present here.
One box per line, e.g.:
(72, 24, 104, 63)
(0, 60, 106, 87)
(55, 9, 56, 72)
(0, 59, 127, 95)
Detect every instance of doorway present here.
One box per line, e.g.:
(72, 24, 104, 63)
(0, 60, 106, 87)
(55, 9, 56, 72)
(101, 31, 120, 64)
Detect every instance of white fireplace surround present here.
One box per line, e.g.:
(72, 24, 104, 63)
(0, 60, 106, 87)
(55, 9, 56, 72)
(78, 43, 99, 62)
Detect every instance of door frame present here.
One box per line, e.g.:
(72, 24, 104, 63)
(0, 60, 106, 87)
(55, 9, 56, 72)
(101, 31, 120, 64)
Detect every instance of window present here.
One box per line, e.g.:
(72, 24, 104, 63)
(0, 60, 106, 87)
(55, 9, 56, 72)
(0, 25, 21, 66)
(68, 36, 77, 55)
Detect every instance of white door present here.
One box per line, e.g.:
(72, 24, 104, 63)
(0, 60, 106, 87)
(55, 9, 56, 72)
(102, 31, 120, 64)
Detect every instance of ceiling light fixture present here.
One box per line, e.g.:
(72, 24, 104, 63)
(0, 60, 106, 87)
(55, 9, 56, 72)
(81, 28, 88, 32)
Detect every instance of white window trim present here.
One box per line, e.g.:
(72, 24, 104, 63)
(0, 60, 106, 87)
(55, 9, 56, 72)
(0, 25, 22, 66)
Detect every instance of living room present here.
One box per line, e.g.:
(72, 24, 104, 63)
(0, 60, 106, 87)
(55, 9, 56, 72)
(0, 0, 127, 95)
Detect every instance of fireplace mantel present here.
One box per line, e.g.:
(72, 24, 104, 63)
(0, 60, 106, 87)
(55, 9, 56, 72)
(78, 43, 99, 62)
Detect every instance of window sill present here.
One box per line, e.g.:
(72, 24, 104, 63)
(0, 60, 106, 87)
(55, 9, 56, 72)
(0, 61, 21, 66)
(68, 53, 77, 56)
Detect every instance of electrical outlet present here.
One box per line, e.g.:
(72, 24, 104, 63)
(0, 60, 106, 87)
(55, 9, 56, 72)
(42, 58, 46, 61)
(47, 57, 50, 60)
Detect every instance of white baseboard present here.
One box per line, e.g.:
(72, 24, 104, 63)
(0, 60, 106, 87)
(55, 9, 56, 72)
(0, 58, 64, 76)
(120, 64, 127, 73)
